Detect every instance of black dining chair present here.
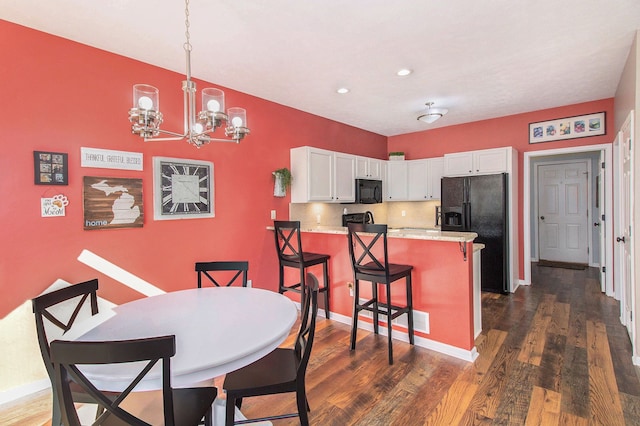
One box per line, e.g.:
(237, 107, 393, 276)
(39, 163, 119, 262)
(223, 272, 320, 426)
(32, 279, 108, 426)
(50, 335, 216, 426)
(195, 261, 249, 288)
(347, 223, 415, 365)
(274, 220, 330, 318)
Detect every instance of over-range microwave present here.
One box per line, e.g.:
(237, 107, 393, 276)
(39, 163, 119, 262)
(355, 179, 383, 204)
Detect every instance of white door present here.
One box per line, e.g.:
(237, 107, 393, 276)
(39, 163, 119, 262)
(597, 151, 606, 289)
(618, 112, 635, 341)
(538, 162, 589, 264)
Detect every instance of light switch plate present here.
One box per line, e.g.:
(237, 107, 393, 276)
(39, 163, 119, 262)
(270, 210, 276, 220)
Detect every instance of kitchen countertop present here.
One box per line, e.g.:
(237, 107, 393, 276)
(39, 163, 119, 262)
(267, 225, 478, 243)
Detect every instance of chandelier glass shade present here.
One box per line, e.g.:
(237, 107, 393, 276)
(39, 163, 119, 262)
(128, 0, 250, 148)
(417, 102, 448, 124)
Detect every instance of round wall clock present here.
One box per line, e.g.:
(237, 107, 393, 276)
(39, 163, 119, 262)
(153, 157, 215, 220)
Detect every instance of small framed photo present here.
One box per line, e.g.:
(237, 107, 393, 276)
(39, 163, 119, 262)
(529, 112, 606, 144)
(34, 151, 68, 185)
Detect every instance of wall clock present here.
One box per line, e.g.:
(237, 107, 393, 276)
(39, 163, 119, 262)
(153, 157, 214, 220)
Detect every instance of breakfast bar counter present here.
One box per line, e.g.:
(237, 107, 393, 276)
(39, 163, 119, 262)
(269, 225, 482, 361)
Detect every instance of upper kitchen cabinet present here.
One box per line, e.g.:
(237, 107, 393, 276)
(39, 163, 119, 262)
(291, 146, 355, 203)
(355, 156, 383, 180)
(443, 147, 513, 176)
(386, 160, 408, 201)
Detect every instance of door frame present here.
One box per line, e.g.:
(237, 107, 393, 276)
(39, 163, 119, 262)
(523, 143, 613, 295)
(533, 158, 592, 265)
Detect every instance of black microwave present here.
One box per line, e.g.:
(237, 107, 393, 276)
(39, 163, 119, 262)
(355, 179, 383, 204)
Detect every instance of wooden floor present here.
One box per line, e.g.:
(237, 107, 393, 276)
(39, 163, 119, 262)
(3, 264, 640, 425)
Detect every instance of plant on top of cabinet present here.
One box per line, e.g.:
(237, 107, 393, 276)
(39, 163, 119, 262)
(273, 167, 292, 197)
(388, 152, 405, 161)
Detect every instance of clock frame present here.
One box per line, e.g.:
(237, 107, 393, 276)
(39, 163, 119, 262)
(153, 157, 214, 220)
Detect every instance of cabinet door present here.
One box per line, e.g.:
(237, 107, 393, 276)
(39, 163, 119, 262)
(334, 153, 355, 202)
(307, 149, 333, 201)
(368, 159, 382, 179)
(475, 148, 508, 174)
(386, 161, 408, 200)
(407, 160, 428, 200)
(427, 157, 444, 199)
(355, 157, 369, 178)
(443, 152, 474, 176)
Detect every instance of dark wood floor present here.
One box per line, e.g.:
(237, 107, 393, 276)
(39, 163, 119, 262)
(3, 264, 640, 425)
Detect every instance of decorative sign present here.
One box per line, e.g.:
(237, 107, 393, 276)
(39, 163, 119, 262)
(153, 157, 214, 220)
(529, 112, 606, 144)
(81, 147, 143, 171)
(34, 151, 68, 185)
(83, 176, 143, 230)
(41, 194, 69, 217)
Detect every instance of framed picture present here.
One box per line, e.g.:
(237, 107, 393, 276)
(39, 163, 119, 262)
(529, 112, 606, 144)
(153, 157, 215, 220)
(83, 176, 144, 230)
(34, 151, 68, 185)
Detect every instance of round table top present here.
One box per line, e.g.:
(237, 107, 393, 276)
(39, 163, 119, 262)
(70, 287, 298, 391)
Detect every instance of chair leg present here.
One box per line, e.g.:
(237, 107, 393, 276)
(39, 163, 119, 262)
(350, 280, 360, 350)
(406, 275, 415, 345)
(225, 396, 236, 426)
(386, 283, 394, 365)
(278, 264, 285, 294)
(51, 388, 62, 426)
(297, 386, 310, 426)
(204, 406, 212, 426)
(372, 282, 379, 335)
(322, 260, 330, 319)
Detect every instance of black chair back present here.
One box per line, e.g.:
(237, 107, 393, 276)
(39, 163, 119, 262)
(296, 272, 319, 376)
(274, 220, 304, 264)
(196, 261, 249, 288)
(347, 223, 391, 279)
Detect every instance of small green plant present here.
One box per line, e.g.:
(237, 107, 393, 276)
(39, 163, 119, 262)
(388, 151, 405, 157)
(272, 167, 292, 188)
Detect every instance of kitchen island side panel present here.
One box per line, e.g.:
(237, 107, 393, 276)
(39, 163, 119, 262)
(298, 232, 476, 351)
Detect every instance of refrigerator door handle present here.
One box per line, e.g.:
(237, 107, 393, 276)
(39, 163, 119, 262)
(465, 202, 471, 229)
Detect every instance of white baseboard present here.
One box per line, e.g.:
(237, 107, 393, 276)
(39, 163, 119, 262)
(328, 311, 478, 362)
(0, 379, 50, 407)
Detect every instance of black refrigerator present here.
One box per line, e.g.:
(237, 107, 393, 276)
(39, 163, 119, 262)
(441, 173, 509, 294)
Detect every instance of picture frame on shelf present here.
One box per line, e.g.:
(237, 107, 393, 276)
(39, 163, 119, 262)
(34, 151, 68, 185)
(153, 157, 215, 220)
(529, 112, 606, 144)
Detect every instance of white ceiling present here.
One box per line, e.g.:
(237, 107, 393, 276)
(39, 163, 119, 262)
(2, 0, 640, 136)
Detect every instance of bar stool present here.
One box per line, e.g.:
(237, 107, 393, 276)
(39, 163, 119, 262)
(274, 220, 330, 319)
(347, 223, 414, 364)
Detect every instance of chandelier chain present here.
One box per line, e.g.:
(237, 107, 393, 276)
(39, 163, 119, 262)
(184, 0, 192, 52)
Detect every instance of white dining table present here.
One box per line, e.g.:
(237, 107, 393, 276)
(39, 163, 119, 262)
(65, 287, 298, 392)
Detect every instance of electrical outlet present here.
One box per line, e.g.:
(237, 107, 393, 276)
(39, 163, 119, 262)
(401, 210, 406, 217)
(246, 279, 252, 288)
(270, 210, 276, 220)
(316, 214, 321, 224)
(347, 282, 354, 297)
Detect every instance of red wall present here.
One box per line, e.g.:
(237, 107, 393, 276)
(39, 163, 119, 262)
(388, 99, 615, 281)
(0, 20, 387, 318)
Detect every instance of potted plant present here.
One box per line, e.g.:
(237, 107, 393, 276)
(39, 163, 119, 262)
(272, 167, 292, 197)
(388, 151, 405, 161)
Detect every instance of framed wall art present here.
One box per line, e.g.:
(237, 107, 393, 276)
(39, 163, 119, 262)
(153, 157, 215, 220)
(83, 176, 143, 230)
(529, 112, 606, 144)
(34, 151, 68, 185)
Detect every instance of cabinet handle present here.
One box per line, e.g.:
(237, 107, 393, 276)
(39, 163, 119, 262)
(617, 236, 626, 243)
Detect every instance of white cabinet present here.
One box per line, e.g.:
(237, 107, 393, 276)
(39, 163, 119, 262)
(355, 157, 383, 179)
(428, 157, 444, 200)
(404, 158, 444, 201)
(443, 147, 510, 176)
(290, 147, 355, 203)
(385, 161, 408, 201)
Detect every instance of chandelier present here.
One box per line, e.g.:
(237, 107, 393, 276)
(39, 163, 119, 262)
(417, 102, 448, 124)
(128, 0, 250, 148)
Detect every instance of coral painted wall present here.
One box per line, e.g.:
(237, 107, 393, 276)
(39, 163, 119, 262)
(388, 99, 615, 281)
(0, 20, 387, 318)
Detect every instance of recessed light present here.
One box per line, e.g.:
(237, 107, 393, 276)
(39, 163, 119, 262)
(337, 88, 350, 94)
(397, 69, 412, 76)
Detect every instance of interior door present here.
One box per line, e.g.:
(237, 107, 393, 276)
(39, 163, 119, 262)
(538, 162, 589, 264)
(598, 151, 606, 289)
(619, 112, 635, 341)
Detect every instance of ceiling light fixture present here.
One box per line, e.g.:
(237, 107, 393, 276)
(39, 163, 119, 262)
(128, 0, 249, 148)
(337, 87, 350, 94)
(417, 102, 448, 124)
(397, 69, 412, 76)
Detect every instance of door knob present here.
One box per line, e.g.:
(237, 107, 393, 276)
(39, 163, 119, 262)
(540, 216, 545, 220)
(617, 236, 626, 243)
